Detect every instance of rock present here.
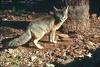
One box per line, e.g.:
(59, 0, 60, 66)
(57, 58, 63, 62)
(39, 59, 43, 64)
(2, 18, 8, 21)
(94, 35, 99, 38)
(86, 41, 96, 49)
(57, 34, 69, 38)
(28, 62, 32, 67)
(77, 34, 84, 40)
(63, 56, 74, 64)
(7, 49, 14, 54)
(86, 52, 92, 58)
(31, 55, 37, 62)
(63, 52, 67, 57)
(4, 49, 8, 52)
(46, 63, 55, 67)
(57, 33, 70, 41)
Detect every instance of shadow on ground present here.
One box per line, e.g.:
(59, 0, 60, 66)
(0, 21, 29, 30)
(54, 48, 100, 67)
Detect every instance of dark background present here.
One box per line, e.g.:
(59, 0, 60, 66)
(89, 0, 100, 16)
(0, 0, 100, 16)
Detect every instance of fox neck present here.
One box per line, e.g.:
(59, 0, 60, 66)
(61, 17, 67, 23)
(59, 17, 67, 26)
(54, 17, 67, 30)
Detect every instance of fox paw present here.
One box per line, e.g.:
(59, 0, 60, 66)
(53, 41, 57, 43)
(35, 44, 44, 49)
(50, 40, 57, 44)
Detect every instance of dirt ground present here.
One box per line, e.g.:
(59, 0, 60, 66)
(0, 13, 100, 67)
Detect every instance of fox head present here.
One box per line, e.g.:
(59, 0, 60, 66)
(54, 6, 69, 21)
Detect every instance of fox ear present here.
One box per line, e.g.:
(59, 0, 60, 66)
(53, 6, 61, 11)
(66, 6, 69, 13)
(63, 5, 69, 10)
(53, 6, 58, 11)
(63, 6, 69, 13)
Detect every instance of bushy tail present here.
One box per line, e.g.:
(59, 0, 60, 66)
(6, 29, 32, 47)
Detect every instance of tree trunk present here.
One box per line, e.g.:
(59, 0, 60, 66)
(62, 0, 90, 34)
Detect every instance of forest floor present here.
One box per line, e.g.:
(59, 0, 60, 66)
(0, 13, 100, 67)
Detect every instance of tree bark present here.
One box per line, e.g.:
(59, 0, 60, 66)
(62, 0, 90, 34)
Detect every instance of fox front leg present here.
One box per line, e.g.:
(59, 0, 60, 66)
(50, 30, 57, 43)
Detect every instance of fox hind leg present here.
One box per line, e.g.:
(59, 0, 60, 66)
(33, 31, 45, 49)
(34, 38, 44, 49)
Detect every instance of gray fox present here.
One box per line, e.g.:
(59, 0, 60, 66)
(5, 6, 69, 49)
